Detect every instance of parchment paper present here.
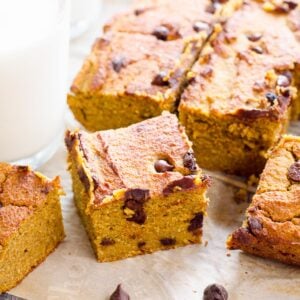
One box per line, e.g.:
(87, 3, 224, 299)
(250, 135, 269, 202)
(10, 1, 300, 299)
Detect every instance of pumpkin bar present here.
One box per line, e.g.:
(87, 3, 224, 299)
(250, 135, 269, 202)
(65, 112, 211, 262)
(0, 163, 65, 293)
(179, 0, 300, 175)
(227, 135, 300, 266)
(68, 31, 200, 132)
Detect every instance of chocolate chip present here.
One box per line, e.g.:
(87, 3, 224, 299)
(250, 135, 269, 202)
(125, 189, 150, 203)
(151, 71, 169, 86)
(0, 202, 2, 209)
(188, 213, 204, 232)
(206, 2, 219, 14)
(246, 33, 262, 42)
(134, 8, 146, 16)
(163, 176, 195, 196)
(250, 46, 263, 54)
(77, 167, 90, 192)
(277, 74, 291, 87)
(183, 151, 197, 172)
(248, 217, 263, 235)
(154, 160, 174, 172)
(112, 55, 126, 73)
(288, 162, 300, 182)
(40, 186, 50, 195)
(265, 92, 277, 105)
(203, 284, 228, 300)
(65, 130, 76, 152)
(138, 241, 146, 248)
(123, 189, 150, 224)
(193, 21, 211, 33)
(110, 284, 130, 300)
(284, 0, 298, 10)
(100, 238, 115, 246)
(160, 238, 176, 246)
(16, 166, 29, 173)
(152, 25, 169, 41)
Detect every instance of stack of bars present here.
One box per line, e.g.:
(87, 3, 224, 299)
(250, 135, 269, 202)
(67, 0, 300, 265)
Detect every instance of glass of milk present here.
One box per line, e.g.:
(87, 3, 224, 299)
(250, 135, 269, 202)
(0, 0, 70, 168)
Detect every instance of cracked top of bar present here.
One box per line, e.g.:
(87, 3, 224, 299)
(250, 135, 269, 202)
(65, 112, 210, 207)
(180, 0, 300, 121)
(70, 32, 200, 108)
(0, 163, 62, 246)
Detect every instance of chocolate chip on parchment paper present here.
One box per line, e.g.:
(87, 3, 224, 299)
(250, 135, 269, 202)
(110, 284, 130, 300)
(203, 283, 228, 300)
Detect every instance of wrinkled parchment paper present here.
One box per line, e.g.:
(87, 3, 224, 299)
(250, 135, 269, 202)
(11, 1, 300, 299)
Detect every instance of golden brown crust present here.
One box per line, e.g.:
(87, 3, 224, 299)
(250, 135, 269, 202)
(0, 163, 62, 246)
(70, 32, 199, 105)
(228, 135, 300, 266)
(180, 0, 300, 121)
(65, 112, 210, 207)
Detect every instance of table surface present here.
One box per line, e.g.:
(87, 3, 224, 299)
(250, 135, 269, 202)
(10, 1, 300, 299)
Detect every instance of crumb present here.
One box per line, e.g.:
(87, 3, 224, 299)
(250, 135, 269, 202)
(226, 252, 231, 257)
(204, 240, 208, 247)
(193, 290, 197, 293)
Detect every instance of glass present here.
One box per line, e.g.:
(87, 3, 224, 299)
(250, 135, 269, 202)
(0, 0, 70, 168)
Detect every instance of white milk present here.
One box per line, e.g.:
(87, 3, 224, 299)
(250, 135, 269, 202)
(0, 0, 69, 165)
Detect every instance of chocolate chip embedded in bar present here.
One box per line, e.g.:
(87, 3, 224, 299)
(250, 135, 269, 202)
(0, 293, 27, 300)
(123, 189, 150, 224)
(287, 161, 300, 182)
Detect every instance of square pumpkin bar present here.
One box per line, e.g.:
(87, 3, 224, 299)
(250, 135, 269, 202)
(0, 163, 65, 293)
(68, 31, 200, 132)
(65, 112, 211, 262)
(179, 0, 300, 175)
(228, 135, 300, 266)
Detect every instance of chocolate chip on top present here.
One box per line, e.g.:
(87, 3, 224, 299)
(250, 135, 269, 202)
(250, 45, 264, 54)
(193, 21, 211, 33)
(151, 71, 169, 86)
(288, 161, 300, 182)
(154, 160, 174, 173)
(246, 32, 262, 42)
(110, 284, 130, 300)
(112, 55, 126, 73)
(265, 92, 277, 105)
(123, 189, 150, 224)
(203, 284, 228, 300)
(277, 74, 291, 87)
(183, 151, 197, 172)
(152, 25, 170, 41)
